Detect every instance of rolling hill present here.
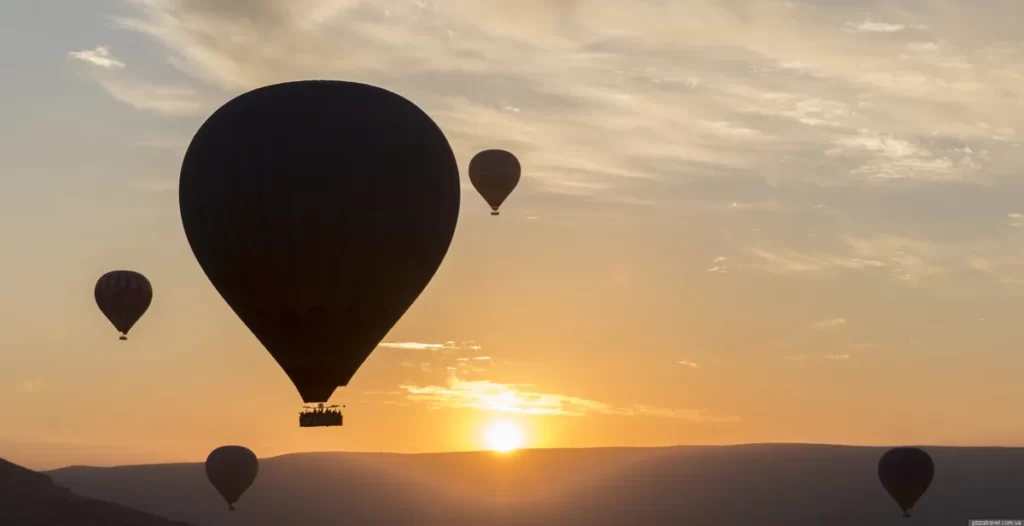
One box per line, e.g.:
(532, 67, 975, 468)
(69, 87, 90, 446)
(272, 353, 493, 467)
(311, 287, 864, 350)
(47, 444, 1024, 525)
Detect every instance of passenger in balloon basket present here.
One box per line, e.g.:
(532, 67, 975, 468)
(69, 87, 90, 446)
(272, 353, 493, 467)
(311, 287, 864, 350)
(299, 403, 345, 427)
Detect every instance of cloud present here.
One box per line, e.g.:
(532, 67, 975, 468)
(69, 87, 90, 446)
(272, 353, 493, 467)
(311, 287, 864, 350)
(68, 44, 203, 117)
(380, 341, 482, 351)
(399, 376, 736, 422)
(844, 21, 926, 34)
(813, 318, 847, 331)
(380, 342, 448, 351)
(707, 255, 730, 273)
(748, 233, 964, 288)
(676, 360, 700, 368)
(95, 79, 204, 116)
(824, 354, 851, 360)
(750, 247, 885, 275)
(730, 201, 782, 211)
(1009, 213, 1024, 228)
(99, 0, 1024, 203)
(68, 46, 126, 69)
(782, 355, 805, 361)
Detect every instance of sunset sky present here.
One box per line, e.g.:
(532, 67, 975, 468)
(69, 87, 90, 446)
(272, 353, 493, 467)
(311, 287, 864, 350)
(3, 0, 1024, 471)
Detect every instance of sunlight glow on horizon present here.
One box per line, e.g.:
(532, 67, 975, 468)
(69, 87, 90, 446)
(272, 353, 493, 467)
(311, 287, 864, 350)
(484, 421, 524, 454)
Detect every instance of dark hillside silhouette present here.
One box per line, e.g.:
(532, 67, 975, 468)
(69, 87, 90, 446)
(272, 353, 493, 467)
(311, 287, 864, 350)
(47, 444, 1024, 525)
(0, 457, 192, 526)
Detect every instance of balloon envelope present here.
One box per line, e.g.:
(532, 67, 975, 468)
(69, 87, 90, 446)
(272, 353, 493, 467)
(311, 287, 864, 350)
(878, 447, 934, 517)
(205, 446, 259, 511)
(179, 80, 460, 403)
(469, 149, 520, 215)
(94, 270, 152, 339)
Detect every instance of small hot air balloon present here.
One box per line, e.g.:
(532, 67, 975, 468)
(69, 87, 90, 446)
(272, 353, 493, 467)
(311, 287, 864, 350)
(179, 81, 460, 423)
(94, 270, 152, 341)
(205, 446, 259, 511)
(878, 447, 934, 518)
(469, 149, 520, 216)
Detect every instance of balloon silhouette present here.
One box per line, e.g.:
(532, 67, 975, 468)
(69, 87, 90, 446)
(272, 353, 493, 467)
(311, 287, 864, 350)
(94, 270, 152, 341)
(878, 447, 934, 518)
(179, 80, 460, 405)
(469, 149, 520, 215)
(205, 446, 259, 511)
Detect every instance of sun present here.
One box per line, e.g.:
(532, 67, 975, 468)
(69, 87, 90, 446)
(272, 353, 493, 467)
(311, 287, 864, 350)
(484, 421, 524, 454)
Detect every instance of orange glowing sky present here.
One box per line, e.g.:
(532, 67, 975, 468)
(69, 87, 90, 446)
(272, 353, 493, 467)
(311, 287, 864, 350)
(4, 0, 1024, 470)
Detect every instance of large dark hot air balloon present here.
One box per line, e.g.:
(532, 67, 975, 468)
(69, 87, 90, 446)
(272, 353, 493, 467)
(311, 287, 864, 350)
(205, 446, 259, 511)
(469, 149, 520, 216)
(94, 270, 152, 341)
(878, 447, 934, 518)
(179, 81, 460, 419)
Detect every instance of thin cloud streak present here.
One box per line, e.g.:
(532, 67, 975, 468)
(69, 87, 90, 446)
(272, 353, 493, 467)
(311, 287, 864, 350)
(813, 318, 847, 331)
(380, 342, 448, 351)
(843, 20, 926, 34)
(379, 341, 483, 351)
(68, 46, 126, 69)
(399, 376, 737, 422)
(96, 79, 203, 116)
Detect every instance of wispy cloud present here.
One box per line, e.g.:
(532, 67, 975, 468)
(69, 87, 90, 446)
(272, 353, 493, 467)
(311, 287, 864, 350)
(399, 376, 736, 422)
(707, 256, 729, 274)
(68, 46, 125, 69)
(1009, 213, 1024, 228)
(380, 342, 448, 351)
(676, 360, 700, 368)
(844, 20, 926, 34)
(101, 0, 1024, 203)
(750, 247, 885, 275)
(730, 201, 782, 211)
(750, 228, 1024, 295)
(380, 341, 482, 351)
(95, 79, 204, 117)
(824, 354, 852, 360)
(813, 318, 847, 331)
(750, 234, 952, 286)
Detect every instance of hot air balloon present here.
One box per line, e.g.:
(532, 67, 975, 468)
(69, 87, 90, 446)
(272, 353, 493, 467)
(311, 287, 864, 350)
(179, 81, 460, 425)
(94, 270, 152, 341)
(205, 446, 259, 511)
(878, 447, 934, 518)
(469, 149, 520, 216)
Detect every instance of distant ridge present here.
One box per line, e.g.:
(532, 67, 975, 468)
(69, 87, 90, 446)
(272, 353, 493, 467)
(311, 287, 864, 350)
(46, 444, 1024, 525)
